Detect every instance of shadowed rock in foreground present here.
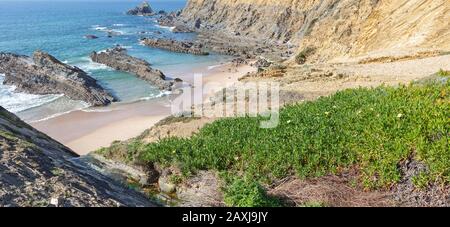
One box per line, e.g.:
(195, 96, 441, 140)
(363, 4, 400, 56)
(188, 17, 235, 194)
(141, 38, 209, 56)
(0, 106, 155, 207)
(90, 47, 172, 90)
(0, 51, 116, 106)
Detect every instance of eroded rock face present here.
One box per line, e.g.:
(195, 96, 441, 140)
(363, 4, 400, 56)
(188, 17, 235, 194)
(0, 51, 116, 106)
(90, 47, 172, 90)
(127, 1, 155, 16)
(0, 107, 155, 207)
(155, 11, 291, 60)
(157, 11, 181, 27)
(141, 38, 209, 56)
(180, 0, 450, 62)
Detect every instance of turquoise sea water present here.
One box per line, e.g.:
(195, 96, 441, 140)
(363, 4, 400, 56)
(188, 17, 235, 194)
(0, 0, 230, 121)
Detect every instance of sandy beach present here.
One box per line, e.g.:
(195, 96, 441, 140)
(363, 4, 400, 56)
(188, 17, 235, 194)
(31, 62, 256, 155)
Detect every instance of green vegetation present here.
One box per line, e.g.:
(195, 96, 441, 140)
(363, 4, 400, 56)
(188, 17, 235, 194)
(412, 172, 431, 189)
(169, 174, 183, 185)
(295, 47, 315, 64)
(138, 79, 449, 189)
(0, 130, 37, 149)
(437, 69, 450, 77)
(222, 176, 283, 207)
(96, 139, 142, 163)
(51, 168, 64, 177)
(101, 76, 449, 206)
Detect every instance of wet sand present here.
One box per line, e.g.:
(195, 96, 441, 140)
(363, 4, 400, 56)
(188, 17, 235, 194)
(31, 62, 256, 155)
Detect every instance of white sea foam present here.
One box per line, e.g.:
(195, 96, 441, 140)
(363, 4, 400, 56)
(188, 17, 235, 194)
(155, 24, 175, 31)
(0, 74, 63, 113)
(208, 64, 223, 70)
(110, 29, 125, 35)
(74, 57, 112, 72)
(139, 90, 172, 101)
(81, 108, 114, 113)
(92, 25, 108, 31)
(29, 102, 90, 123)
(91, 25, 129, 35)
(113, 24, 126, 27)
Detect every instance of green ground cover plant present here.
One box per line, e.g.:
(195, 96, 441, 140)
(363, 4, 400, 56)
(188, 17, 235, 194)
(101, 76, 449, 206)
(139, 79, 449, 189)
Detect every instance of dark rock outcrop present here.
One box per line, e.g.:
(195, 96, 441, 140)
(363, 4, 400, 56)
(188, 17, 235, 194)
(155, 9, 290, 60)
(157, 11, 185, 28)
(127, 1, 155, 16)
(231, 58, 248, 66)
(172, 25, 194, 33)
(141, 38, 209, 56)
(0, 51, 116, 106)
(0, 106, 155, 207)
(253, 58, 272, 68)
(194, 18, 201, 29)
(90, 47, 172, 90)
(85, 35, 99, 39)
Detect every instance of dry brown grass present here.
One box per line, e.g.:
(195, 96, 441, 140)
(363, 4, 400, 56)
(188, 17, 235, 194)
(269, 172, 394, 207)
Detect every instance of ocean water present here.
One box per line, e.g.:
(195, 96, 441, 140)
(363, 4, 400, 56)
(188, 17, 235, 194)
(0, 0, 230, 122)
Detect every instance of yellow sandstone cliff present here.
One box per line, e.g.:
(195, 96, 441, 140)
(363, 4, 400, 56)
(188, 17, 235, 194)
(182, 0, 450, 62)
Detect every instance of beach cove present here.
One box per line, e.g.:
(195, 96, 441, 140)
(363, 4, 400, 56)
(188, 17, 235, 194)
(0, 0, 255, 154)
(32, 62, 256, 155)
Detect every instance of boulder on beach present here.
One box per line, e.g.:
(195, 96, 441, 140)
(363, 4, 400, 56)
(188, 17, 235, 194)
(0, 51, 116, 106)
(127, 1, 155, 16)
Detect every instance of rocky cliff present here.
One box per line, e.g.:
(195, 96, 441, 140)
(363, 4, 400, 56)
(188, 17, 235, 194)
(0, 51, 116, 106)
(181, 0, 450, 62)
(0, 106, 155, 207)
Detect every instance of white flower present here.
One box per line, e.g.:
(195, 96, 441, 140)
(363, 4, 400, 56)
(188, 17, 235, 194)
(397, 113, 403, 118)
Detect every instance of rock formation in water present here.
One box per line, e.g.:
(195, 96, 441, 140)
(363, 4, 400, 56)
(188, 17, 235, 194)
(127, 1, 155, 16)
(0, 51, 116, 106)
(90, 47, 172, 90)
(140, 38, 209, 56)
(180, 0, 450, 62)
(85, 34, 99, 39)
(0, 106, 155, 207)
